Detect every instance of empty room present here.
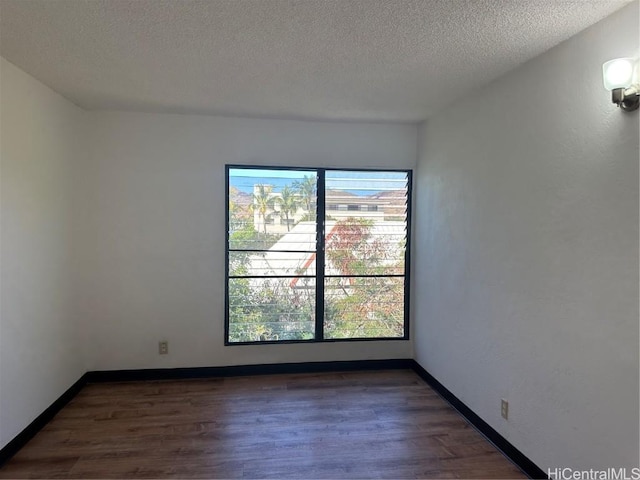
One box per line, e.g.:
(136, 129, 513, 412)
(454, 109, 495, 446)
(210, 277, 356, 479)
(0, 0, 638, 478)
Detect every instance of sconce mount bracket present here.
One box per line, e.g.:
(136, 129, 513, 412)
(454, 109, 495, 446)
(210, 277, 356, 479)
(612, 86, 640, 112)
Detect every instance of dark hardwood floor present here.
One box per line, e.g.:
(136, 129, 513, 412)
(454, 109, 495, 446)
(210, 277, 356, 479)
(0, 369, 526, 479)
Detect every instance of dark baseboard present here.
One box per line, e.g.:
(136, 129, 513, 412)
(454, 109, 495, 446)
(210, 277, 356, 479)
(0, 373, 88, 467)
(410, 360, 547, 480)
(85, 358, 414, 383)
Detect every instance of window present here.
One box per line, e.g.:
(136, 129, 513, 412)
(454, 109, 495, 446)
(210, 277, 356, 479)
(226, 166, 411, 344)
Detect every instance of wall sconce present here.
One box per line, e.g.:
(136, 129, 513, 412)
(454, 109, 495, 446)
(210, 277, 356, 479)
(603, 57, 639, 112)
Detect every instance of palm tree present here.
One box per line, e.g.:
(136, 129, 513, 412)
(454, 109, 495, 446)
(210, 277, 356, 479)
(293, 175, 316, 214)
(275, 186, 299, 231)
(251, 184, 274, 234)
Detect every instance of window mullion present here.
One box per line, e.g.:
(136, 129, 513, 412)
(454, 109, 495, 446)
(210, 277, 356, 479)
(315, 169, 326, 341)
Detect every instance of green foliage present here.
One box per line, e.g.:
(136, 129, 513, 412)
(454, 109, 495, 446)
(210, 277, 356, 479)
(229, 221, 279, 252)
(324, 218, 404, 338)
(324, 276, 404, 339)
(274, 185, 300, 231)
(292, 175, 316, 214)
(228, 212, 313, 343)
(250, 184, 276, 234)
(228, 276, 316, 342)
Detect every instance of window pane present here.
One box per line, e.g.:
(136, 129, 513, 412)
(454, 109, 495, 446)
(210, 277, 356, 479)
(228, 277, 316, 343)
(229, 168, 317, 250)
(325, 171, 408, 276)
(229, 251, 316, 277)
(324, 276, 404, 339)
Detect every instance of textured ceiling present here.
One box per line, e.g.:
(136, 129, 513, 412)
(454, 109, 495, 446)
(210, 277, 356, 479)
(0, 0, 632, 122)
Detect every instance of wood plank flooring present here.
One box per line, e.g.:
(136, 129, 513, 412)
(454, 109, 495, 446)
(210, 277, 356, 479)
(0, 370, 526, 479)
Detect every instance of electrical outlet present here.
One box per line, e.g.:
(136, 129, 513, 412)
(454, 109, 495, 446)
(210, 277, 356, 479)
(159, 340, 169, 355)
(501, 399, 509, 420)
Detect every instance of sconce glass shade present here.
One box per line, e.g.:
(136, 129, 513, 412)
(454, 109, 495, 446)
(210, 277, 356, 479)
(603, 57, 637, 90)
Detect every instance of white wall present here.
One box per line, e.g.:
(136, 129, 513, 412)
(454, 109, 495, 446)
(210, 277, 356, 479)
(413, 2, 639, 471)
(0, 58, 87, 449)
(78, 112, 416, 371)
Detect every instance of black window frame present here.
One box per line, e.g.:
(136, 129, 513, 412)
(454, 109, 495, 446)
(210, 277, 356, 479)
(225, 165, 412, 345)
